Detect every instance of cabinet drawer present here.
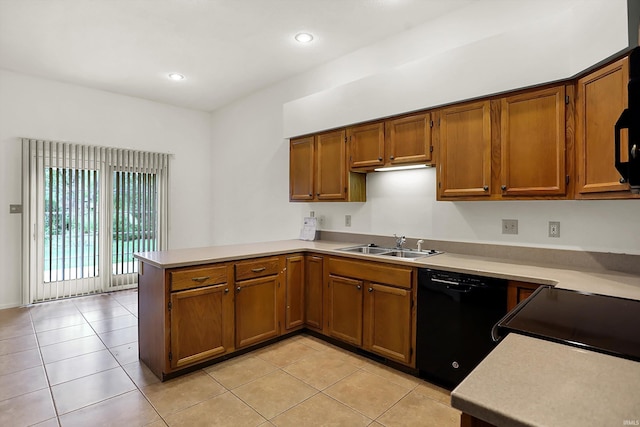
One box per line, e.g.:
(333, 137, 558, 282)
(328, 257, 413, 289)
(170, 265, 229, 292)
(235, 257, 280, 281)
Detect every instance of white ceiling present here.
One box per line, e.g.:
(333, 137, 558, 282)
(0, 0, 475, 112)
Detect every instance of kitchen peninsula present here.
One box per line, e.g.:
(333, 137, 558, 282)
(134, 238, 640, 427)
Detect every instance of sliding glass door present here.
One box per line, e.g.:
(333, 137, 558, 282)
(23, 139, 168, 303)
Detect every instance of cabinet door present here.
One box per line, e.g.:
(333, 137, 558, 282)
(364, 284, 412, 364)
(576, 57, 630, 196)
(347, 122, 385, 169)
(500, 86, 566, 196)
(438, 101, 492, 198)
(327, 275, 363, 346)
(507, 281, 541, 311)
(170, 284, 233, 369)
(235, 276, 279, 348)
(289, 136, 315, 201)
(304, 255, 324, 330)
(316, 130, 347, 200)
(386, 113, 432, 165)
(285, 255, 304, 330)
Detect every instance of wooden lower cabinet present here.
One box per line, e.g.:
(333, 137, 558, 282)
(326, 257, 415, 366)
(235, 275, 279, 348)
(284, 255, 305, 330)
(304, 254, 324, 330)
(507, 280, 541, 311)
(169, 284, 233, 369)
(364, 283, 412, 364)
(327, 275, 364, 346)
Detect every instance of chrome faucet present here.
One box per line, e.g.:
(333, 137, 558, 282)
(393, 234, 406, 250)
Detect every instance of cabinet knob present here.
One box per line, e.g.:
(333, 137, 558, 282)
(501, 185, 507, 191)
(368, 287, 373, 292)
(356, 285, 361, 290)
(483, 186, 489, 191)
(620, 177, 626, 184)
(308, 193, 313, 196)
(236, 286, 241, 293)
(378, 157, 382, 161)
(316, 193, 320, 196)
(389, 156, 395, 160)
(224, 288, 229, 294)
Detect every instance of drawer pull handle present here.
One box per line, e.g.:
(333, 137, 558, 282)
(191, 276, 210, 282)
(251, 267, 266, 273)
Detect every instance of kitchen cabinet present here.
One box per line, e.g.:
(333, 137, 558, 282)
(364, 283, 412, 364)
(385, 112, 433, 166)
(327, 274, 364, 346)
(170, 283, 233, 369)
(437, 101, 492, 199)
(347, 115, 432, 172)
(289, 130, 366, 202)
(347, 121, 385, 170)
(506, 280, 541, 311)
(234, 257, 281, 348)
(326, 257, 415, 366)
(500, 85, 568, 197)
(576, 56, 637, 198)
(284, 254, 304, 330)
(437, 85, 569, 200)
(138, 262, 234, 380)
(304, 254, 324, 331)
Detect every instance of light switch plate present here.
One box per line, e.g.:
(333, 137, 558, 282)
(345, 215, 351, 227)
(10, 204, 22, 214)
(549, 221, 560, 238)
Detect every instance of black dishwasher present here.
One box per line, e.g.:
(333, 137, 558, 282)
(416, 269, 507, 389)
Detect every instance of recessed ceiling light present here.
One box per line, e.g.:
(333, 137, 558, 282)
(294, 33, 314, 43)
(168, 73, 185, 81)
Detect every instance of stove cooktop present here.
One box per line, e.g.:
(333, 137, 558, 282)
(496, 286, 640, 362)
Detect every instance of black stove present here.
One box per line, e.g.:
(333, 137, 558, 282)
(495, 286, 640, 362)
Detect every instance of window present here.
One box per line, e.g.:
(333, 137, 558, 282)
(22, 139, 169, 303)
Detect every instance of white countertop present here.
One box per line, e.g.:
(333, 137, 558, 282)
(134, 239, 640, 300)
(451, 334, 640, 427)
(135, 239, 640, 427)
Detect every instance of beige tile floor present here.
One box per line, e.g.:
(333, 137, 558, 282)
(0, 290, 460, 426)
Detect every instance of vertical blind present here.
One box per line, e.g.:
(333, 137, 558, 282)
(22, 138, 169, 304)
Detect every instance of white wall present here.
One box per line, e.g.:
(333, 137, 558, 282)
(209, 0, 640, 256)
(0, 70, 212, 308)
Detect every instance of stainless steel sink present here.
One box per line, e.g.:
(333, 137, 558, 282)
(337, 245, 392, 255)
(337, 245, 442, 260)
(380, 249, 429, 259)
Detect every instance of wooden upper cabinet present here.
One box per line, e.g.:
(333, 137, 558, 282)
(385, 113, 432, 165)
(437, 101, 492, 199)
(316, 130, 347, 200)
(289, 136, 314, 201)
(347, 122, 385, 169)
(500, 85, 567, 197)
(289, 130, 366, 202)
(576, 56, 632, 197)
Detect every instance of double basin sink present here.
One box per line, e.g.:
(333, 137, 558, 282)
(337, 244, 442, 260)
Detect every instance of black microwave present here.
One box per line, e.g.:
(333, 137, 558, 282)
(615, 47, 640, 194)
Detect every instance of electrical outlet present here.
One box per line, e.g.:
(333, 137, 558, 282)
(345, 215, 351, 227)
(309, 211, 315, 218)
(549, 221, 560, 238)
(502, 219, 518, 235)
